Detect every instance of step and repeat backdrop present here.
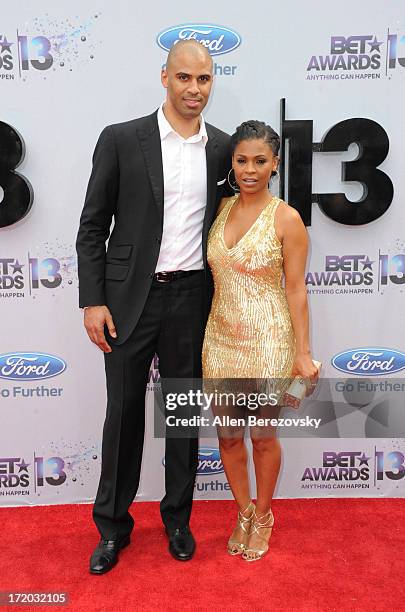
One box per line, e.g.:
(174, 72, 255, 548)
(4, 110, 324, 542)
(1, 1, 404, 506)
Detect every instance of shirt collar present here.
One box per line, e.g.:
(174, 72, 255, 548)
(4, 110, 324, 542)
(158, 103, 208, 144)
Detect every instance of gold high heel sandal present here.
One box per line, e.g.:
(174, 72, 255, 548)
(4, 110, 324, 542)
(227, 501, 255, 556)
(242, 509, 274, 562)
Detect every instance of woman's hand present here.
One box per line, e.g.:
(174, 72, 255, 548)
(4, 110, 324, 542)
(291, 353, 320, 396)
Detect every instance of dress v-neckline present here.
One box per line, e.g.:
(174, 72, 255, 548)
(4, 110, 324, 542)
(222, 195, 276, 251)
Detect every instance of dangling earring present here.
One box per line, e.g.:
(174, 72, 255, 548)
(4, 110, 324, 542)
(227, 168, 240, 193)
(271, 169, 279, 178)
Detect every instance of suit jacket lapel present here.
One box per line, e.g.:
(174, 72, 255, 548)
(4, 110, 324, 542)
(138, 111, 164, 227)
(205, 125, 219, 210)
(138, 114, 219, 260)
(203, 126, 219, 246)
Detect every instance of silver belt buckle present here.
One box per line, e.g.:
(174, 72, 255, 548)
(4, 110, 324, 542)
(155, 271, 172, 283)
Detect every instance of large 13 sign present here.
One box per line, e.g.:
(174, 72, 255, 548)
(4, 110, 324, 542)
(279, 99, 394, 226)
(0, 112, 395, 228)
(0, 121, 33, 228)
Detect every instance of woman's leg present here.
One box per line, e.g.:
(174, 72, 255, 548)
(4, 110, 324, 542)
(251, 435, 281, 516)
(243, 406, 281, 559)
(250, 403, 281, 513)
(215, 412, 253, 553)
(219, 434, 251, 510)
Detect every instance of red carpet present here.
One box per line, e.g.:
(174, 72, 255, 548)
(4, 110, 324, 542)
(2, 499, 405, 611)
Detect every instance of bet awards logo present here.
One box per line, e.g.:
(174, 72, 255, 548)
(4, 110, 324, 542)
(0, 259, 25, 291)
(0, 456, 66, 497)
(0, 13, 101, 81)
(0, 253, 77, 299)
(306, 255, 373, 294)
(0, 458, 30, 491)
(301, 448, 405, 490)
(306, 249, 405, 295)
(301, 451, 370, 489)
(306, 31, 405, 80)
(0, 443, 99, 497)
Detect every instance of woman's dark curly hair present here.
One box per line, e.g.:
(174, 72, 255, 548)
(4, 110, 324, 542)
(230, 120, 280, 157)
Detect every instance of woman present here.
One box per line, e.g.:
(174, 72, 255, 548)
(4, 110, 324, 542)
(202, 120, 319, 562)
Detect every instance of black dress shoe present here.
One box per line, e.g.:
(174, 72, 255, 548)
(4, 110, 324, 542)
(165, 526, 196, 561)
(89, 535, 130, 575)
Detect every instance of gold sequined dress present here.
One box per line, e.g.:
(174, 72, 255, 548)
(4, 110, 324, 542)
(202, 194, 296, 400)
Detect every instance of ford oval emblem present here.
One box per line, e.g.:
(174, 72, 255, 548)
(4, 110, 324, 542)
(197, 447, 224, 475)
(157, 24, 241, 56)
(331, 348, 405, 376)
(0, 352, 67, 381)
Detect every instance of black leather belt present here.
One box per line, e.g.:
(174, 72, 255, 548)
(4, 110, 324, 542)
(153, 270, 203, 283)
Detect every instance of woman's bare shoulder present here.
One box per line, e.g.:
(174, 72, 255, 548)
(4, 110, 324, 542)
(275, 199, 304, 226)
(274, 198, 307, 243)
(216, 196, 234, 216)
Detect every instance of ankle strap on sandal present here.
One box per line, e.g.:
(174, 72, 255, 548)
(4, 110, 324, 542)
(252, 509, 274, 528)
(239, 501, 255, 519)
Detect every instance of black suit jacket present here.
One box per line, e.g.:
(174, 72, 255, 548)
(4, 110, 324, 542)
(76, 110, 232, 345)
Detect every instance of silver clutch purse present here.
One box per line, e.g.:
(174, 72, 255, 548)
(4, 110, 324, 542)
(283, 360, 322, 407)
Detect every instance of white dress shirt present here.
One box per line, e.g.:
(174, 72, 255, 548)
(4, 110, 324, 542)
(155, 103, 208, 273)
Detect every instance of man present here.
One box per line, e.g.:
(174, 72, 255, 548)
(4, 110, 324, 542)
(76, 39, 231, 573)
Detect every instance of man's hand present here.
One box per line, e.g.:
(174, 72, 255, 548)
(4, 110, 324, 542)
(84, 305, 117, 353)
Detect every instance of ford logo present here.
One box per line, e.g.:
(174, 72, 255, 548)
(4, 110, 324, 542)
(0, 352, 67, 381)
(331, 348, 405, 376)
(157, 24, 241, 56)
(197, 447, 224, 475)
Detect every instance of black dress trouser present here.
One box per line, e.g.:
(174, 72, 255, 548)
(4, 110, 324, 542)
(92, 271, 205, 541)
